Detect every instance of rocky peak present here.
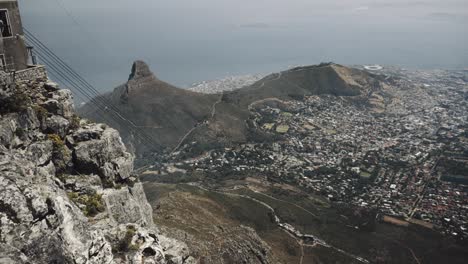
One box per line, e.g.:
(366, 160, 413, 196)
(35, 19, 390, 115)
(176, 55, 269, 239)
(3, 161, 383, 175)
(124, 60, 160, 97)
(128, 60, 155, 81)
(0, 70, 192, 263)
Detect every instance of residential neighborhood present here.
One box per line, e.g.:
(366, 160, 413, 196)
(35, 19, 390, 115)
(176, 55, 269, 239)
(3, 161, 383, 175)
(153, 67, 468, 241)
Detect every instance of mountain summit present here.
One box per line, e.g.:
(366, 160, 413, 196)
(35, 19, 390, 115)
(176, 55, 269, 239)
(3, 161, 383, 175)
(80, 61, 219, 155)
(224, 62, 383, 108)
(128, 60, 154, 81)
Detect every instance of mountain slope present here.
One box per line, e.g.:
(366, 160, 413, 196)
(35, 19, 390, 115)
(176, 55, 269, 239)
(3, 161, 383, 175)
(80, 62, 386, 156)
(224, 63, 380, 108)
(79, 61, 219, 154)
(183, 63, 386, 154)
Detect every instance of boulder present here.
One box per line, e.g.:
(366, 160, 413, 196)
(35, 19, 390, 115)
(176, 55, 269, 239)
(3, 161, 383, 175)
(45, 115, 70, 138)
(41, 90, 74, 119)
(73, 125, 133, 183)
(17, 107, 40, 130)
(102, 183, 153, 226)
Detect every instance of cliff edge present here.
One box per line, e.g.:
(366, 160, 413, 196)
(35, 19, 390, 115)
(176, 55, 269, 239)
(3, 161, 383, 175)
(0, 68, 193, 263)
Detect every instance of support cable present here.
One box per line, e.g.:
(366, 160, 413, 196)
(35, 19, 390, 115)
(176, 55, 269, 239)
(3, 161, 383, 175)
(24, 29, 160, 148)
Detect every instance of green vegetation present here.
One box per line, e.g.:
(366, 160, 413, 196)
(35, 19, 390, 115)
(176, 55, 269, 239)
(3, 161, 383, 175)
(69, 114, 81, 130)
(55, 173, 67, 183)
(262, 123, 275, 130)
(359, 171, 372, 178)
(67, 191, 105, 217)
(32, 105, 48, 120)
(14, 127, 25, 138)
(48, 134, 64, 148)
(33, 105, 48, 119)
(101, 177, 116, 189)
(0, 86, 31, 114)
(48, 134, 70, 172)
(276, 124, 290, 134)
(114, 225, 139, 253)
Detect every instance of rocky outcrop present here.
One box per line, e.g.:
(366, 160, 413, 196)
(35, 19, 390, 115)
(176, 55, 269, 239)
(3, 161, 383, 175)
(0, 72, 190, 263)
(79, 61, 220, 155)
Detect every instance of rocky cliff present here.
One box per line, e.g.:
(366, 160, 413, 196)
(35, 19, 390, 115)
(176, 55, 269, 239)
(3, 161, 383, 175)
(0, 69, 192, 263)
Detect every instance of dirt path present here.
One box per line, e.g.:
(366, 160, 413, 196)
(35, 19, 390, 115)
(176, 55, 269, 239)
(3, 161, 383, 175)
(299, 241, 305, 264)
(210, 93, 224, 119)
(249, 189, 319, 219)
(170, 93, 223, 154)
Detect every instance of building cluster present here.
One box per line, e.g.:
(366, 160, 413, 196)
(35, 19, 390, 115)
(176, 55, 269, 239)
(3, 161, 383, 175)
(162, 67, 468, 240)
(188, 73, 264, 94)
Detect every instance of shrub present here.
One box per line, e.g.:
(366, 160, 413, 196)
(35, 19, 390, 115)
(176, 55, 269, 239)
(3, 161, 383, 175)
(48, 134, 70, 172)
(116, 226, 138, 252)
(67, 191, 105, 217)
(84, 193, 105, 216)
(102, 178, 115, 189)
(14, 127, 25, 138)
(0, 86, 31, 114)
(69, 114, 81, 130)
(32, 105, 48, 120)
(48, 134, 64, 148)
(56, 173, 67, 183)
(67, 192, 79, 201)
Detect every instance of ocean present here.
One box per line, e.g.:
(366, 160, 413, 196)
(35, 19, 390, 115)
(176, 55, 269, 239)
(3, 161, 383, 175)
(20, 0, 468, 101)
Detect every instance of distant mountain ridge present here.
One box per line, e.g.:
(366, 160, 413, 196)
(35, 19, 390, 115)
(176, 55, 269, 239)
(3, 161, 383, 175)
(80, 61, 387, 157)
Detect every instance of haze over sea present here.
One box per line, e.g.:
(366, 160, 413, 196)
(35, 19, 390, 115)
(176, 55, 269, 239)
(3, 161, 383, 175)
(21, 0, 467, 97)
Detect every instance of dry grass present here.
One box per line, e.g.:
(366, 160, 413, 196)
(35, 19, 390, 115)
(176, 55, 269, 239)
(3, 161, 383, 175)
(407, 218, 434, 229)
(382, 216, 409, 227)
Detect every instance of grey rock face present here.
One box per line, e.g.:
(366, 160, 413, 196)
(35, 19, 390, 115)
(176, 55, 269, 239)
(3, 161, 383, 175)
(103, 183, 153, 226)
(46, 115, 70, 138)
(17, 107, 40, 130)
(129, 60, 155, 81)
(72, 125, 134, 183)
(0, 115, 16, 147)
(41, 89, 75, 118)
(26, 141, 53, 166)
(0, 74, 189, 263)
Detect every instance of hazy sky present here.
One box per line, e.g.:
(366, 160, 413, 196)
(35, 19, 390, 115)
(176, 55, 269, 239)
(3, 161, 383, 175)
(19, 0, 468, 94)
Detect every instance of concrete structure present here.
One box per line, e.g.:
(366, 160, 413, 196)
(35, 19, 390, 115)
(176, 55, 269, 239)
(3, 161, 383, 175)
(0, 0, 28, 71)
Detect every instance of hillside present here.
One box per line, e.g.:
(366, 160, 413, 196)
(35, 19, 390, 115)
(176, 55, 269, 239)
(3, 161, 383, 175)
(181, 63, 388, 155)
(80, 62, 386, 156)
(77, 63, 468, 263)
(224, 63, 381, 108)
(79, 61, 219, 155)
(138, 66, 468, 264)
